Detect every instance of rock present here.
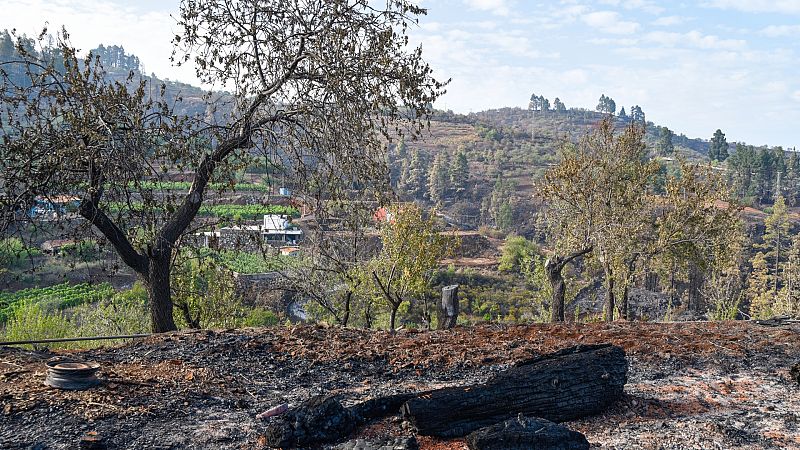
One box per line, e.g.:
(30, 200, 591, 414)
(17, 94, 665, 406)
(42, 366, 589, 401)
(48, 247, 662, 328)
(465, 415, 589, 450)
(334, 436, 419, 450)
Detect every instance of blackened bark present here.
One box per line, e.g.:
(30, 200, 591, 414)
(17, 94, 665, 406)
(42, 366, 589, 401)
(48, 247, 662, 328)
(342, 291, 352, 327)
(147, 254, 177, 333)
(604, 265, 615, 322)
(79, 201, 148, 276)
(264, 392, 425, 449)
(390, 305, 399, 331)
(401, 344, 628, 438)
(545, 247, 592, 323)
(466, 416, 589, 450)
(437, 284, 459, 329)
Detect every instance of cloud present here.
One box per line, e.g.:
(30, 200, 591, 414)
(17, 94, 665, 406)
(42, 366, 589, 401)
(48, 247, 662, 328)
(760, 24, 800, 37)
(652, 15, 690, 26)
(598, 0, 665, 14)
(582, 11, 641, 35)
(703, 0, 800, 14)
(463, 0, 512, 16)
(643, 30, 747, 50)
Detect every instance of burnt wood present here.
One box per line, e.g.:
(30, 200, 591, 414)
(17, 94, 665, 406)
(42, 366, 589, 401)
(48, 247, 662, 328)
(401, 344, 627, 438)
(466, 415, 589, 450)
(437, 284, 460, 329)
(263, 392, 427, 448)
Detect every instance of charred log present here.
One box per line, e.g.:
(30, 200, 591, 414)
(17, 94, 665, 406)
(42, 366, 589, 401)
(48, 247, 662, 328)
(401, 344, 627, 438)
(263, 392, 426, 448)
(349, 392, 423, 423)
(466, 415, 589, 450)
(263, 395, 356, 448)
(335, 436, 419, 450)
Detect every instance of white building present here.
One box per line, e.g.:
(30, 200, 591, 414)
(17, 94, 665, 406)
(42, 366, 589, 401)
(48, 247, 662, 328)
(197, 214, 303, 248)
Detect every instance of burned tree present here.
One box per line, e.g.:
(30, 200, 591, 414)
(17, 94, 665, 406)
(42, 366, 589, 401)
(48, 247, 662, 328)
(0, 1, 446, 332)
(545, 246, 592, 322)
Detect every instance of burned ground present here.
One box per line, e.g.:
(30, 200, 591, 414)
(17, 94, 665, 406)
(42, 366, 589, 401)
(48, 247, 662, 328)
(1, 321, 799, 449)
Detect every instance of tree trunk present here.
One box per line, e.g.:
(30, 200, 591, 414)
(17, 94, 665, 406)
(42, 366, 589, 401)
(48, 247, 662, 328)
(390, 304, 399, 331)
(147, 255, 177, 333)
(620, 256, 638, 321)
(547, 264, 567, 323)
(604, 265, 615, 322)
(437, 284, 459, 329)
(621, 283, 629, 321)
(775, 231, 781, 295)
(401, 344, 627, 438)
(545, 247, 592, 323)
(342, 291, 352, 327)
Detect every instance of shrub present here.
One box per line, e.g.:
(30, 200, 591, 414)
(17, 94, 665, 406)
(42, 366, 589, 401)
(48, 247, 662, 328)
(60, 239, 99, 262)
(242, 308, 279, 327)
(1, 301, 74, 349)
(0, 237, 40, 269)
(72, 282, 150, 337)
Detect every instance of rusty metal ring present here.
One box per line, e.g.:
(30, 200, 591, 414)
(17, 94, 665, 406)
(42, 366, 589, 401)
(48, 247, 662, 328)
(44, 358, 101, 390)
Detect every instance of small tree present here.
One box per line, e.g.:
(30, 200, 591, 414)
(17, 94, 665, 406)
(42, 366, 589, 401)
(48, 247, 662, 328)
(553, 97, 567, 112)
(428, 152, 450, 205)
(658, 127, 675, 156)
(761, 195, 791, 294)
(367, 204, 453, 330)
(747, 252, 773, 319)
(498, 235, 538, 272)
(709, 129, 729, 162)
(287, 200, 379, 327)
(449, 150, 470, 199)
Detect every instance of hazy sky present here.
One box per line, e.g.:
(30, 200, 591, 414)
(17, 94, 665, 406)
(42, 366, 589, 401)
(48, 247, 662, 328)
(5, 0, 800, 147)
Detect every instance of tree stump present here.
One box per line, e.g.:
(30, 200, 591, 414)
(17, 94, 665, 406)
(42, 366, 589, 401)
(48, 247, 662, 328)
(437, 284, 459, 329)
(466, 415, 589, 450)
(401, 344, 627, 438)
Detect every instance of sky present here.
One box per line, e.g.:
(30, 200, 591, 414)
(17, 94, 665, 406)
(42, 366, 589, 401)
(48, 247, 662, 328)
(4, 0, 800, 148)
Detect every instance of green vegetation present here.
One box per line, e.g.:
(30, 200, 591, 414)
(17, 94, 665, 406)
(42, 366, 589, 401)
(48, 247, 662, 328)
(109, 203, 299, 219)
(199, 204, 299, 220)
(135, 181, 272, 192)
(0, 238, 41, 269)
(0, 282, 115, 323)
(217, 250, 295, 274)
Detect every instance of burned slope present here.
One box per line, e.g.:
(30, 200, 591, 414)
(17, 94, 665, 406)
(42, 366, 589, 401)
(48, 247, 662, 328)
(1, 321, 799, 449)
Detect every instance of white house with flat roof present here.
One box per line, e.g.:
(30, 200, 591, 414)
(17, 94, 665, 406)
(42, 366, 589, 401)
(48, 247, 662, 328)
(197, 214, 303, 249)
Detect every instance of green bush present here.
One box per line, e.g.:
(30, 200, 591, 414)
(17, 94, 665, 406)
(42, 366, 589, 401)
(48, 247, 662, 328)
(60, 239, 99, 262)
(242, 308, 279, 327)
(0, 282, 115, 323)
(72, 282, 150, 337)
(498, 235, 538, 272)
(0, 237, 40, 269)
(1, 301, 74, 349)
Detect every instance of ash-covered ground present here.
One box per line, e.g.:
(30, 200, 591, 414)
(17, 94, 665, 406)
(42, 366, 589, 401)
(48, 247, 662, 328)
(1, 321, 798, 449)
